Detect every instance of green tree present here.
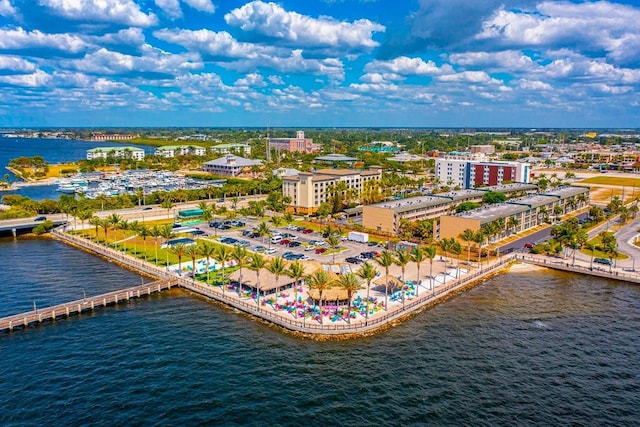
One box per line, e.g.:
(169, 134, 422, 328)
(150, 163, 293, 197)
(335, 273, 363, 324)
(459, 228, 475, 269)
(394, 249, 413, 309)
(215, 245, 233, 294)
(199, 241, 217, 284)
(375, 250, 395, 311)
(170, 243, 187, 273)
(410, 246, 425, 296)
(482, 191, 507, 204)
(248, 253, 267, 309)
(286, 261, 306, 312)
(307, 270, 332, 324)
(185, 244, 200, 282)
(326, 235, 341, 264)
(232, 245, 249, 296)
(356, 261, 378, 323)
(266, 256, 286, 309)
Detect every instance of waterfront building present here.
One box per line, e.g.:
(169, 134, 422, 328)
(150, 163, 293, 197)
(89, 132, 139, 141)
(439, 186, 590, 242)
(202, 155, 262, 177)
(210, 143, 252, 156)
(435, 157, 530, 188)
(362, 183, 537, 234)
(155, 145, 206, 157)
(283, 167, 383, 214)
(86, 146, 145, 161)
(269, 131, 320, 154)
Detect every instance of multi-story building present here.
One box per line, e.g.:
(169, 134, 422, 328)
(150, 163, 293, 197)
(86, 146, 145, 161)
(89, 132, 139, 141)
(269, 131, 321, 154)
(202, 155, 262, 177)
(435, 158, 530, 188)
(362, 184, 538, 234)
(282, 167, 383, 214)
(470, 145, 496, 155)
(210, 143, 252, 156)
(155, 145, 206, 157)
(439, 186, 590, 242)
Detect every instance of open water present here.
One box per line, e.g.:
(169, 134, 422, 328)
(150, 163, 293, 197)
(1, 238, 639, 426)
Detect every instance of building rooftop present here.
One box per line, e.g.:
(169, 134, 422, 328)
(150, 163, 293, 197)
(211, 143, 250, 148)
(542, 186, 590, 198)
(87, 146, 144, 152)
(454, 203, 529, 224)
(369, 195, 454, 213)
(156, 144, 204, 150)
(315, 154, 357, 162)
(203, 155, 262, 167)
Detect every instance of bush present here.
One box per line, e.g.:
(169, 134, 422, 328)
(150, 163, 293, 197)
(32, 220, 55, 234)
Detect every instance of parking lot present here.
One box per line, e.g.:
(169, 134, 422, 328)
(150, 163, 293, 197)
(194, 218, 385, 264)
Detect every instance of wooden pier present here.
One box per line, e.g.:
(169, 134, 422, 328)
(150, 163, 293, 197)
(0, 278, 179, 332)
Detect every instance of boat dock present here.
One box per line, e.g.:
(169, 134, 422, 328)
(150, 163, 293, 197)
(0, 277, 178, 332)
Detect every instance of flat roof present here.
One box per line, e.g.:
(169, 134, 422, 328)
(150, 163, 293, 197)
(87, 146, 144, 152)
(315, 154, 357, 162)
(509, 194, 560, 209)
(369, 195, 454, 213)
(454, 203, 529, 224)
(542, 186, 590, 198)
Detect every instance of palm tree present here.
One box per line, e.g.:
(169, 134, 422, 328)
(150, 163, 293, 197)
(472, 230, 486, 270)
(395, 249, 412, 309)
(199, 241, 217, 284)
(232, 245, 248, 296)
(410, 246, 425, 296)
(255, 221, 271, 246)
(149, 225, 161, 265)
(585, 241, 596, 270)
(357, 261, 377, 323)
(248, 253, 267, 309)
(76, 208, 94, 236)
(270, 215, 283, 228)
(138, 224, 149, 260)
(286, 261, 306, 312)
(424, 245, 437, 295)
(89, 215, 101, 241)
(307, 270, 332, 324)
(100, 218, 111, 246)
(375, 250, 395, 311)
(326, 235, 341, 264)
(215, 245, 233, 294)
(335, 273, 363, 324)
(439, 238, 455, 284)
(170, 243, 187, 274)
(161, 198, 174, 219)
(185, 244, 200, 282)
(459, 228, 475, 270)
(159, 224, 175, 267)
(267, 256, 286, 309)
(108, 213, 122, 249)
(450, 241, 463, 279)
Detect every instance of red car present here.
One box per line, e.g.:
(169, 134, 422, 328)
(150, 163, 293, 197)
(315, 247, 326, 254)
(279, 239, 291, 245)
(524, 242, 534, 249)
(303, 228, 314, 234)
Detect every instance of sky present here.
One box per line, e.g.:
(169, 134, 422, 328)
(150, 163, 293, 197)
(0, 0, 639, 128)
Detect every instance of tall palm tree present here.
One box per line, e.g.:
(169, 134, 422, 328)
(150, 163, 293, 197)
(357, 261, 377, 323)
(307, 270, 332, 324)
(232, 245, 248, 296)
(267, 256, 286, 309)
(460, 228, 476, 269)
(76, 208, 94, 236)
(395, 249, 412, 308)
(335, 273, 363, 324)
(450, 241, 463, 279)
(326, 235, 341, 264)
(286, 261, 306, 310)
(472, 230, 486, 270)
(161, 198, 174, 219)
(439, 238, 455, 284)
(410, 246, 425, 296)
(248, 253, 267, 309)
(270, 215, 283, 228)
(89, 215, 101, 241)
(185, 244, 200, 282)
(199, 241, 217, 284)
(159, 224, 175, 267)
(170, 243, 187, 274)
(138, 224, 149, 260)
(100, 218, 111, 246)
(149, 225, 161, 265)
(215, 245, 233, 294)
(584, 241, 596, 270)
(424, 245, 437, 295)
(255, 221, 271, 246)
(375, 250, 395, 311)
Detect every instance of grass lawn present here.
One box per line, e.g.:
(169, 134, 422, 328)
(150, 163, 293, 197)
(578, 176, 640, 187)
(579, 235, 629, 260)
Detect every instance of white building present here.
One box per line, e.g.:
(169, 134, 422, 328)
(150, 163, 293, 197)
(210, 143, 252, 155)
(86, 146, 145, 161)
(202, 155, 262, 177)
(155, 145, 206, 157)
(435, 158, 530, 188)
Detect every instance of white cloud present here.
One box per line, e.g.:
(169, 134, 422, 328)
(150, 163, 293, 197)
(96, 28, 146, 48)
(449, 51, 539, 74)
(0, 27, 89, 53)
(0, 69, 50, 87)
(39, 0, 158, 27)
(518, 79, 553, 91)
(0, 55, 37, 73)
(224, 0, 384, 52)
(477, 1, 640, 65)
(364, 56, 453, 77)
(155, 0, 182, 19)
(437, 71, 502, 85)
(183, 0, 215, 13)
(0, 0, 17, 17)
(154, 29, 273, 59)
(267, 75, 284, 85)
(235, 73, 266, 87)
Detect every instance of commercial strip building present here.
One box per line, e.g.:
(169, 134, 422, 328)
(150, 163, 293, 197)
(86, 146, 145, 161)
(283, 167, 383, 214)
(202, 155, 262, 177)
(435, 157, 530, 188)
(439, 186, 590, 242)
(362, 183, 537, 234)
(269, 131, 321, 154)
(89, 132, 139, 141)
(155, 145, 206, 157)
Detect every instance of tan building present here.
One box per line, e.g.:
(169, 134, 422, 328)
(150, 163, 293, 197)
(269, 131, 321, 154)
(439, 186, 590, 242)
(470, 145, 495, 155)
(362, 184, 537, 234)
(283, 167, 383, 214)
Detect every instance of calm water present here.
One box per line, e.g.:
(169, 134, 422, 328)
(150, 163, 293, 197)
(1, 238, 639, 426)
(0, 136, 147, 200)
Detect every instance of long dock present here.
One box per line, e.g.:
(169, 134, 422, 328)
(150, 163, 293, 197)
(515, 254, 640, 284)
(0, 278, 178, 332)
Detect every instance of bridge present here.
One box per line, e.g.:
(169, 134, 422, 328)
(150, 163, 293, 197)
(0, 214, 67, 237)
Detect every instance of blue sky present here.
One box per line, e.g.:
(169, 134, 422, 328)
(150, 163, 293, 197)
(0, 0, 639, 128)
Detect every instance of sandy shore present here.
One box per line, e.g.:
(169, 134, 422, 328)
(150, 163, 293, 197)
(507, 262, 547, 272)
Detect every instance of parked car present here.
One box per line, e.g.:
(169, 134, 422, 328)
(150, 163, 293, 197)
(279, 239, 291, 245)
(345, 256, 363, 264)
(302, 228, 314, 234)
(315, 247, 326, 254)
(34, 216, 47, 221)
(264, 248, 277, 254)
(594, 257, 612, 266)
(360, 251, 376, 259)
(524, 243, 534, 249)
(253, 245, 266, 253)
(142, 207, 152, 211)
(304, 245, 316, 251)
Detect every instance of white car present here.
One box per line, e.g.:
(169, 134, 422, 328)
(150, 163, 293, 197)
(265, 247, 277, 254)
(304, 245, 316, 251)
(286, 224, 298, 230)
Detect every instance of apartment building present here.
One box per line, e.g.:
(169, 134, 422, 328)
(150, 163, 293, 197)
(435, 158, 530, 188)
(210, 143, 252, 156)
(361, 184, 537, 234)
(269, 131, 321, 154)
(155, 145, 206, 157)
(86, 146, 145, 161)
(283, 167, 383, 214)
(439, 186, 590, 242)
(202, 155, 262, 177)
